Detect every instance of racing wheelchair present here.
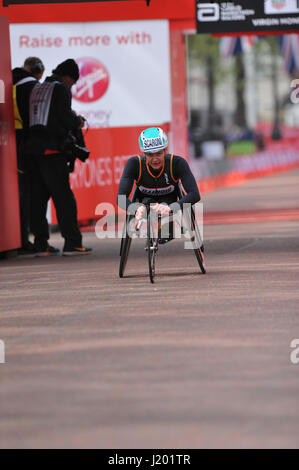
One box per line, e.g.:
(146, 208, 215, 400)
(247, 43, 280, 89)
(119, 185, 206, 283)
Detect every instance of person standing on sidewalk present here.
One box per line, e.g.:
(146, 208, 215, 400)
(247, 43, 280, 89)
(27, 59, 92, 256)
(12, 57, 46, 255)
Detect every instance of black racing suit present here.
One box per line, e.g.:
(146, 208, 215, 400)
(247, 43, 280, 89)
(27, 74, 83, 251)
(117, 154, 200, 240)
(117, 154, 200, 210)
(12, 67, 39, 248)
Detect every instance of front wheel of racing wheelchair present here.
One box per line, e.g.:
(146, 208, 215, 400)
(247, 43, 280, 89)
(119, 191, 160, 283)
(119, 184, 206, 281)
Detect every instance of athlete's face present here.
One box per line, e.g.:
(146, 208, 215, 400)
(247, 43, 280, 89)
(144, 149, 166, 170)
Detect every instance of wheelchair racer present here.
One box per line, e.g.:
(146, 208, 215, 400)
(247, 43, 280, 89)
(117, 127, 201, 243)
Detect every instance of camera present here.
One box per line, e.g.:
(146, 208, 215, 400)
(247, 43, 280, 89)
(63, 133, 90, 162)
(72, 140, 90, 162)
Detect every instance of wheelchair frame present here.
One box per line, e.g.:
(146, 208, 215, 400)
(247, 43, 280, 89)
(119, 184, 206, 283)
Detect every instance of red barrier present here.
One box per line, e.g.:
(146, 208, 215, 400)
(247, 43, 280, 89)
(0, 15, 20, 252)
(199, 148, 299, 194)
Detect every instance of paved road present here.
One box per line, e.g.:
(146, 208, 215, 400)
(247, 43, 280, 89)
(1, 168, 299, 449)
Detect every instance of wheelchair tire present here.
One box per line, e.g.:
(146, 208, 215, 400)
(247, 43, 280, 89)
(194, 245, 206, 274)
(119, 234, 132, 278)
(147, 211, 158, 284)
(119, 215, 133, 278)
(191, 207, 206, 274)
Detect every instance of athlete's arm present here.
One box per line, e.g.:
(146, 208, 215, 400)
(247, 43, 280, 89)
(171, 156, 200, 210)
(117, 156, 140, 210)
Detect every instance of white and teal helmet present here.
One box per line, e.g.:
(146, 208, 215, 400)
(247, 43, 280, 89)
(138, 127, 168, 154)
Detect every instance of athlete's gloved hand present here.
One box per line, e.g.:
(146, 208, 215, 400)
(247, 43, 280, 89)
(152, 203, 171, 216)
(135, 205, 146, 221)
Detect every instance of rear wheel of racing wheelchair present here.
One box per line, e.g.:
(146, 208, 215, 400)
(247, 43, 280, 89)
(119, 214, 133, 278)
(190, 206, 206, 274)
(119, 189, 138, 278)
(178, 183, 206, 275)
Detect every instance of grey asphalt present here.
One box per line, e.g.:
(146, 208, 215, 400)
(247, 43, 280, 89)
(0, 168, 299, 449)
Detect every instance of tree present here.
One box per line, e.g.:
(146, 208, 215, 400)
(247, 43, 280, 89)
(254, 36, 282, 139)
(187, 34, 222, 138)
(234, 53, 247, 129)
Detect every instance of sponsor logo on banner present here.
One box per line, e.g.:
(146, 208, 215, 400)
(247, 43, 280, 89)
(73, 57, 109, 103)
(138, 184, 175, 196)
(264, 0, 299, 14)
(196, 0, 299, 33)
(272, 0, 286, 10)
(197, 3, 220, 22)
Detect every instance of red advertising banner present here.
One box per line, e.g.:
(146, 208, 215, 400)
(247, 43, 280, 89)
(0, 15, 21, 252)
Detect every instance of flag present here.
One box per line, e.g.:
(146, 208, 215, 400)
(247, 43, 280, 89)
(220, 36, 256, 58)
(279, 34, 299, 75)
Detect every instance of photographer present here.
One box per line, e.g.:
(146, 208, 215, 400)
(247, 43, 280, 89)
(12, 57, 45, 254)
(28, 59, 92, 256)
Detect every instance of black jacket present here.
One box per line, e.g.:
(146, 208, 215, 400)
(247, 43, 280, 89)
(28, 74, 82, 153)
(12, 67, 39, 132)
